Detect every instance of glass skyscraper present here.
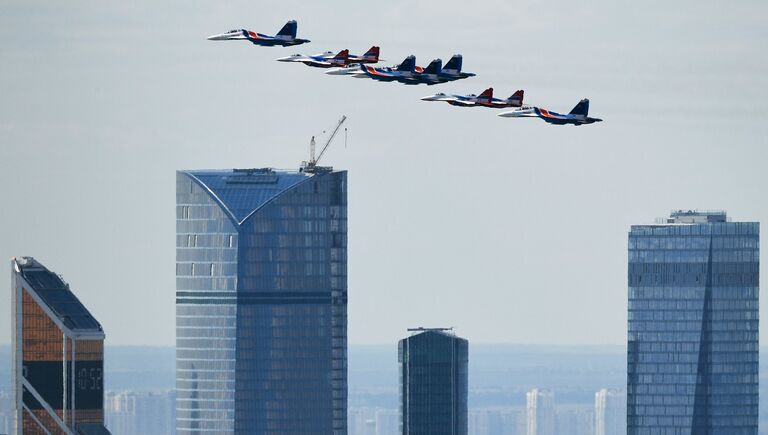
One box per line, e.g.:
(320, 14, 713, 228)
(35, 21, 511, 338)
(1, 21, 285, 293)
(11, 256, 111, 435)
(627, 210, 759, 434)
(175, 168, 347, 435)
(398, 328, 468, 435)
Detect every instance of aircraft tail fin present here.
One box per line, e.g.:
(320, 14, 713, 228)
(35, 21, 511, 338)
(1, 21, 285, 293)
(396, 55, 416, 72)
(334, 49, 349, 63)
(363, 46, 380, 61)
(569, 99, 590, 116)
(276, 20, 298, 39)
(478, 88, 494, 100)
(443, 54, 463, 73)
(508, 90, 524, 105)
(423, 59, 442, 75)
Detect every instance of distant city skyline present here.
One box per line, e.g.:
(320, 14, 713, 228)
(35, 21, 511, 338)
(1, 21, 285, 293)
(1, 0, 767, 348)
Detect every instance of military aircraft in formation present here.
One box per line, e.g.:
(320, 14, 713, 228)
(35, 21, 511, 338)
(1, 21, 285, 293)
(421, 88, 524, 108)
(208, 20, 603, 125)
(326, 54, 475, 85)
(276, 46, 380, 68)
(498, 99, 603, 125)
(207, 20, 309, 47)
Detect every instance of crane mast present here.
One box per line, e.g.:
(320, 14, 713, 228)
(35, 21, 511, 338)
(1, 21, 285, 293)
(302, 115, 347, 174)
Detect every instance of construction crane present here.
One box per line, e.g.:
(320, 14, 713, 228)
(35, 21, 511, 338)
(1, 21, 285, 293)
(301, 115, 347, 174)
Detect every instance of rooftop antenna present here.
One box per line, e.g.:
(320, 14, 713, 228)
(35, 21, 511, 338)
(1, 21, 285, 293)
(302, 115, 347, 174)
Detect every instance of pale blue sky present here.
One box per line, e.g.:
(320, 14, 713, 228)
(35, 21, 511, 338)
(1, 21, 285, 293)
(1, 0, 766, 346)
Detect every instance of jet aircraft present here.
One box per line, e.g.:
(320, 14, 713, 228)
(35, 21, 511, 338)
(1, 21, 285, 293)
(207, 20, 310, 47)
(331, 55, 421, 82)
(277, 49, 350, 68)
(276, 46, 380, 68)
(328, 54, 474, 85)
(433, 55, 475, 83)
(421, 88, 524, 108)
(498, 99, 603, 125)
(325, 56, 424, 77)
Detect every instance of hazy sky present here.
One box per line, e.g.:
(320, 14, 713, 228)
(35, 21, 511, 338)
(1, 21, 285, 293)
(1, 0, 766, 347)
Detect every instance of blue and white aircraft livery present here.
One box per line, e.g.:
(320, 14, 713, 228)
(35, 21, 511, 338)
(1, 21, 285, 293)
(498, 99, 603, 125)
(207, 20, 310, 47)
(326, 54, 474, 85)
(277, 46, 380, 68)
(422, 88, 524, 108)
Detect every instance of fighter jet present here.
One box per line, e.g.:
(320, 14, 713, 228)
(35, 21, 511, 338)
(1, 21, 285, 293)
(276, 46, 380, 68)
(421, 88, 524, 108)
(332, 55, 422, 82)
(277, 49, 350, 68)
(434, 55, 475, 83)
(207, 20, 310, 47)
(331, 54, 474, 85)
(346, 46, 381, 64)
(498, 99, 603, 125)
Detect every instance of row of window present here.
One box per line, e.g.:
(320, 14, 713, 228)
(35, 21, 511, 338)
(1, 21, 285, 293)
(630, 222, 758, 236)
(629, 300, 759, 310)
(629, 310, 758, 321)
(628, 320, 758, 332)
(629, 236, 759, 250)
(629, 249, 759, 262)
(629, 286, 758, 298)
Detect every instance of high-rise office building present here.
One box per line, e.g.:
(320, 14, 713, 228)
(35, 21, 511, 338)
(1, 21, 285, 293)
(526, 389, 555, 435)
(176, 168, 347, 434)
(398, 328, 468, 435)
(627, 210, 759, 434)
(11, 257, 111, 435)
(104, 390, 175, 435)
(594, 389, 625, 435)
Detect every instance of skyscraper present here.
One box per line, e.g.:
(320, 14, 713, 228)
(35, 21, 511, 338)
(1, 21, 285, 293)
(104, 390, 175, 435)
(526, 389, 555, 435)
(11, 257, 111, 435)
(594, 389, 625, 435)
(175, 168, 347, 434)
(627, 210, 759, 434)
(398, 328, 468, 435)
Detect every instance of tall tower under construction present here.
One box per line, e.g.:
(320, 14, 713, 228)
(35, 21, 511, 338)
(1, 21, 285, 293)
(175, 167, 348, 434)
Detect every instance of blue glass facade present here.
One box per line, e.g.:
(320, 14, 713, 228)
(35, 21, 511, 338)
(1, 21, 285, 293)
(398, 330, 468, 435)
(627, 211, 759, 434)
(176, 168, 347, 435)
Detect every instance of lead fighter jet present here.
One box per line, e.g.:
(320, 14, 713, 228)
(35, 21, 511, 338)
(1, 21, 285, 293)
(498, 99, 603, 125)
(276, 46, 380, 68)
(421, 88, 524, 108)
(207, 20, 310, 47)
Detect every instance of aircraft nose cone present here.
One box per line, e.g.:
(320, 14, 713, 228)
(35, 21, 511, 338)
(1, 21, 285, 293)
(325, 68, 349, 75)
(207, 34, 228, 41)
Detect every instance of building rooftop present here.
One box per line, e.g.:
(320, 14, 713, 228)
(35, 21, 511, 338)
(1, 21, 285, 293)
(181, 168, 313, 224)
(13, 257, 104, 334)
(655, 209, 729, 225)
